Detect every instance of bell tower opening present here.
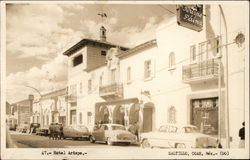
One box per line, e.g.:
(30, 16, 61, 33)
(99, 25, 107, 41)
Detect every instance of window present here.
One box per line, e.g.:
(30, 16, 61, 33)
(144, 60, 151, 79)
(87, 112, 92, 125)
(88, 79, 92, 92)
(101, 50, 107, 56)
(79, 112, 82, 124)
(46, 115, 49, 125)
(79, 82, 82, 94)
(127, 67, 131, 83)
(72, 54, 83, 67)
(167, 106, 176, 124)
(216, 37, 220, 53)
(111, 69, 116, 83)
(99, 75, 103, 87)
(190, 45, 196, 63)
(169, 52, 175, 67)
(70, 84, 77, 97)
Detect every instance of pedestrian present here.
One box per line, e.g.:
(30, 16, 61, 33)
(134, 122, 140, 142)
(238, 121, 245, 148)
(128, 124, 136, 134)
(59, 124, 63, 139)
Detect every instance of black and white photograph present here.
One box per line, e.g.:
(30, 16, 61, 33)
(1, 1, 249, 159)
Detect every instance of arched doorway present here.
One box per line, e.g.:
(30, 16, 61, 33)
(113, 105, 125, 125)
(143, 102, 154, 132)
(99, 106, 109, 123)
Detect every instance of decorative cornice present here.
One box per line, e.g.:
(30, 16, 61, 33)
(62, 38, 129, 57)
(117, 39, 157, 59)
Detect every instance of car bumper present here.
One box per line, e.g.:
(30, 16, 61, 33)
(112, 139, 136, 143)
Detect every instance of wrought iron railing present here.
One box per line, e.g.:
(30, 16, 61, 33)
(99, 83, 123, 98)
(182, 59, 219, 83)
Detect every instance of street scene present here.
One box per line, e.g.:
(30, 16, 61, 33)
(2, 1, 249, 159)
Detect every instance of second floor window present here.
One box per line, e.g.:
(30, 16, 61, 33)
(111, 69, 116, 83)
(190, 45, 196, 63)
(70, 84, 77, 96)
(169, 52, 175, 68)
(144, 60, 151, 79)
(127, 67, 131, 83)
(88, 79, 92, 92)
(79, 82, 82, 94)
(99, 75, 103, 87)
(72, 54, 83, 67)
(101, 50, 107, 56)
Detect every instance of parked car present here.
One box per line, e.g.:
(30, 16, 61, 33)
(140, 124, 218, 148)
(9, 124, 17, 131)
(62, 125, 89, 140)
(89, 124, 137, 145)
(36, 127, 49, 136)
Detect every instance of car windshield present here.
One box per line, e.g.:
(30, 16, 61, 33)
(111, 125, 126, 131)
(182, 126, 199, 133)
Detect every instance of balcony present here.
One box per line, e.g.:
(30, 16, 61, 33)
(99, 83, 123, 100)
(182, 59, 219, 84)
(67, 94, 77, 103)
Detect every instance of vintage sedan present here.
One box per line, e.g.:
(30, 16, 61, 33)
(89, 124, 137, 145)
(140, 124, 218, 148)
(62, 125, 89, 140)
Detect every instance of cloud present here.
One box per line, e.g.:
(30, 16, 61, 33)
(6, 4, 84, 60)
(6, 54, 68, 103)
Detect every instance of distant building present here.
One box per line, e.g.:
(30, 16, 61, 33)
(32, 88, 67, 127)
(10, 95, 34, 127)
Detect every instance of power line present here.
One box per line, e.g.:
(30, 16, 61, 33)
(158, 4, 176, 15)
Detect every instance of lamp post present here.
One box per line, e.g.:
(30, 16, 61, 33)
(218, 4, 230, 148)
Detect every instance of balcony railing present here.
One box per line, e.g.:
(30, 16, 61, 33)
(99, 83, 123, 99)
(182, 59, 219, 84)
(67, 94, 77, 103)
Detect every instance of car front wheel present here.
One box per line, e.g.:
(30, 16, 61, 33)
(89, 136, 95, 143)
(141, 139, 151, 149)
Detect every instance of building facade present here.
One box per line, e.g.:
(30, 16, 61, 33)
(63, 26, 129, 130)
(32, 88, 67, 127)
(10, 95, 34, 128)
(62, 4, 247, 148)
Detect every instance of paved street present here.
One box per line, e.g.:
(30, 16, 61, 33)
(9, 131, 140, 148)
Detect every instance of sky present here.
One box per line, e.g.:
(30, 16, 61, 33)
(5, 3, 176, 103)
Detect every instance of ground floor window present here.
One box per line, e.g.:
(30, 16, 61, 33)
(87, 112, 92, 125)
(191, 97, 218, 135)
(167, 106, 176, 124)
(79, 112, 83, 124)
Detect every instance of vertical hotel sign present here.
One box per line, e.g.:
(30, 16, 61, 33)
(177, 5, 203, 32)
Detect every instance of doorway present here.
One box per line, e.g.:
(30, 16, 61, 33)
(143, 102, 154, 132)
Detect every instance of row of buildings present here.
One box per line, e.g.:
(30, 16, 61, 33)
(7, 4, 247, 148)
